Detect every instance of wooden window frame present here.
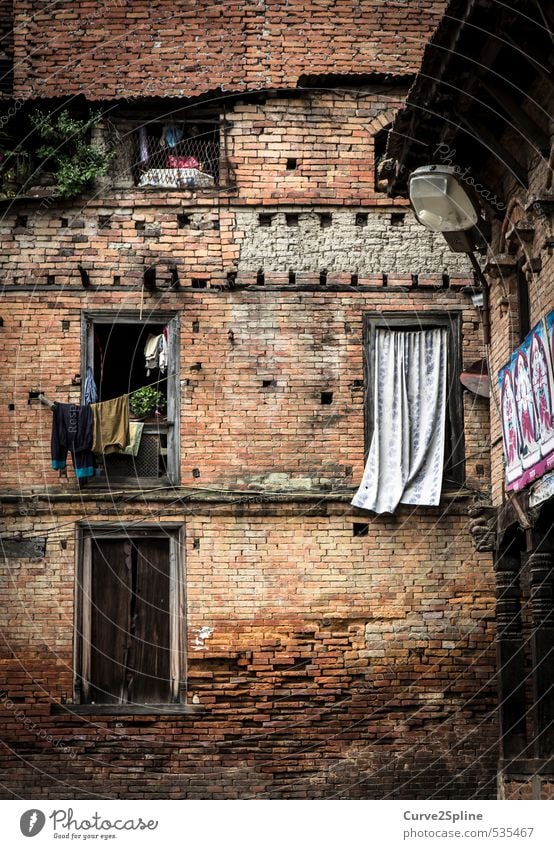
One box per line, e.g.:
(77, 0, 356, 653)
(362, 310, 465, 489)
(75, 523, 186, 707)
(81, 310, 180, 486)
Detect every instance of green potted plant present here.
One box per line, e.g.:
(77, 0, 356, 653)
(129, 387, 166, 420)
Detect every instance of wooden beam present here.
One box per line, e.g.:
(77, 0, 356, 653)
(480, 78, 549, 151)
(458, 113, 528, 187)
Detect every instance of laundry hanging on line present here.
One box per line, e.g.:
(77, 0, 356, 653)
(144, 328, 168, 376)
(51, 403, 95, 481)
(90, 394, 130, 455)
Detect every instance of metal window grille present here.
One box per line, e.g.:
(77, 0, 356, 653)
(97, 433, 165, 479)
(133, 122, 220, 189)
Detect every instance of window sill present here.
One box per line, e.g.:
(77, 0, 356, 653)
(50, 703, 206, 716)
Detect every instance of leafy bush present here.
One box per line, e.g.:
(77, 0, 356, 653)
(129, 387, 166, 419)
(30, 109, 113, 197)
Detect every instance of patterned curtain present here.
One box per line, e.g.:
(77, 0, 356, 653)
(352, 327, 448, 514)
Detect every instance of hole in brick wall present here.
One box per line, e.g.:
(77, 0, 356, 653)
(262, 379, 277, 389)
(411, 274, 419, 288)
(177, 213, 191, 228)
(350, 379, 364, 390)
(286, 213, 299, 227)
(442, 273, 450, 288)
(351, 273, 359, 286)
(192, 538, 200, 550)
(319, 213, 332, 228)
(226, 271, 237, 287)
(476, 464, 485, 476)
(212, 218, 220, 230)
(192, 468, 201, 478)
(353, 523, 369, 537)
(15, 214, 28, 228)
(135, 220, 145, 231)
(60, 217, 68, 228)
(143, 266, 156, 289)
(288, 269, 296, 285)
(8, 403, 15, 411)
(391, 212, 406, 226)
(61, 320, 70, 331)
(319, 270, 328, 285)
(98, 215, 111, 229)
(47, 275, 55, 285)
(191, 278, 208, 289)
(192, 319, 200, 333)
(382, 273, 388, 286)
(258, 213, 273, 227)
(256, 268, 265, 286)
(286, 157, 297, 170)
(321, 391, 333, 405)
(355, 212, 368, 227)
(113, 275, 121, 285)
(60, 539, 67, 549)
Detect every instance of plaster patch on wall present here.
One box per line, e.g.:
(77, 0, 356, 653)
(235, 210, 472, 275)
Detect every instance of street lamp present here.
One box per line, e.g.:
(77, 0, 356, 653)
(408, 163, 490, 342)
(409, 164, 488, 253)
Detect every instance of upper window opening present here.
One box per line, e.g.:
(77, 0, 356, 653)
(352, 313, 464, 514)
(134, 121, 220, 189)
(374, 124, 392, 193)
(84, 313, 179, 485)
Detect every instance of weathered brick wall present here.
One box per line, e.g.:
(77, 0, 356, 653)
(0, 286, 488, 492)
(0, 501, 497, 799)
(12, 0, 447, 99)
(0, 81, 495, 798)
(486, 102, 554, 505)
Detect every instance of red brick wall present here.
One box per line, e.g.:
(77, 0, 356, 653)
(0, 502, 497, 799)
(0, 83, 497, 798)
(12, 0, 447, 99)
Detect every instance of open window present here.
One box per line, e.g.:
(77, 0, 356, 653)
(374, 124, 392, 193)
(76, 526, 184, 705)
(82, 311, 180, 485)
(353, 312, 464, 513)
(134, 120, 220, 189)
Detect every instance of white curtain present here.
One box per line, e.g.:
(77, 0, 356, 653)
(351, 327, 448, 514)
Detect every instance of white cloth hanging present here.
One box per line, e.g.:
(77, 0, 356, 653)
(352, 327, 448, 514)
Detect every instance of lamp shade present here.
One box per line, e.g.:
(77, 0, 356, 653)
(409, 165, 479, 233)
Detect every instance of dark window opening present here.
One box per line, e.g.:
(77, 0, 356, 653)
(85, 314, 179, 484)
(374, 125, 392, 192)
(133, 121, 220, 188)
(516, 259, 530, 342)
(321, 391, 333, 405)
(286, 213, 299, 227)
(259, 213, 273, 227)
(391, 212, 406, 226)
(355, 212, 368, 227)
(286, 157, 298, 170)
(353, 522, 369, 537)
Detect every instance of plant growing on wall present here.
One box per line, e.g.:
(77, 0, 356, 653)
(129, 387, 166, 419)
(0, 130, 32, 198)
(30, 109, 113, 198)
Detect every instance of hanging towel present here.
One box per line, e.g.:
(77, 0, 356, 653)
(120, 421, 144, 456)
(51, 403, 95, 480)
(159, 328, 168, 375)
(91, 395, 130, 455)
(351, 327, 448, 514)
(144, 333, 163, 375)
(83, 366, 98, 405)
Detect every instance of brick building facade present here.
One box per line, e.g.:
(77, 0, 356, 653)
(0, 0, 499, 798)
(389, 0, 554, 800)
